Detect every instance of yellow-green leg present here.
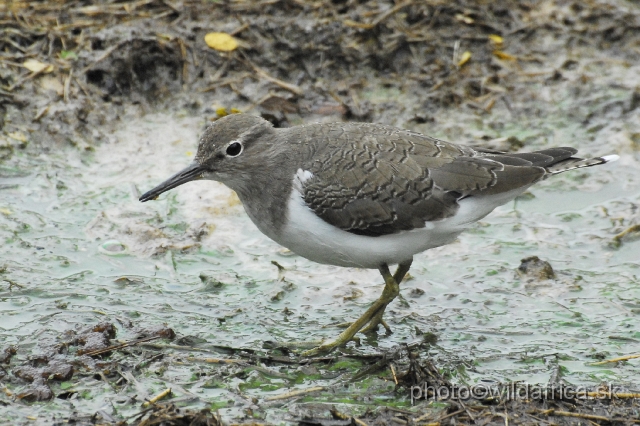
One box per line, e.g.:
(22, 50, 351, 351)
(301, 258, 413, 357)
(360, 259, 412, 334)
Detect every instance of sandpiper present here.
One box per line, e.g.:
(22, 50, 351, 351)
(139, 114, 618, 356)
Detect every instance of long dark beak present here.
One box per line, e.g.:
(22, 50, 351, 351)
(139, 162, 205, 202)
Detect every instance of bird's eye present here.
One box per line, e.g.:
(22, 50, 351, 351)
(226, 141, 243, 157)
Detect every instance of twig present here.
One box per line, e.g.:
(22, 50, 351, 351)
(134, 353, 164, 370)
(535, 409, 624, 423)
(457, 400, 476, 422)
(3, 279, 25, 290)
(230, 23, 249, 36)
(181, 356, 246, 365)
(5, 69, 43, 92)
(612, 224, 640, 246)
(0, 88, 15, 98)
(81, 335, 161, 356)
(583, 391, 640, 399)
(264, 386, 325, 401)
(413, 408, 461, 424)
(263, 339, 325, 350)
(591, 353, 640, 365)
(142, 388, 172, 407)
(63, 69, 72, 102)
(389, 362, 398, 385)
(371, 0, 414, 27)
(121, 407, 154, 422)
(210, 57, 231, 81)
(330, 407, 350, 420)
(229, 424, 268, 426)
(80, 39, 129, 74)
(178, 38, 188, 82)
(200, 72, 251, 93)
(331, 407, 368, 426)
(73, 75, 91, 97)
(240, 55, 303, 95)
(139, 342, 224, 353)
(237, 351, 336, 365)
(249, 365, 296, 381)
(354, 418, 368, 426)
(351, 354, 394, 382)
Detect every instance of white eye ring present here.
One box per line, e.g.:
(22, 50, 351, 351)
(225, 140, 243, 157)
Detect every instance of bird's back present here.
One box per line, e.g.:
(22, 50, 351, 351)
(287, 122, 608, 238)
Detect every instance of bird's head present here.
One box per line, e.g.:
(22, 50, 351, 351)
(139, 114, 274, 202)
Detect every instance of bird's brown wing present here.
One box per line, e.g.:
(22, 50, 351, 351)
(300, 123, 574, 237)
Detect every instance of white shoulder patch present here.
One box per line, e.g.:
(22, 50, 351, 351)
(293, 169, 314, 191)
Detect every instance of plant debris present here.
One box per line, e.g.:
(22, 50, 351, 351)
(1, 0, 639, 424)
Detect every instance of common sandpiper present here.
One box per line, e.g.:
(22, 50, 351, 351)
(139, 114, 618, 356)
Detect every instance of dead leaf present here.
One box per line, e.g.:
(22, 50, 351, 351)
(7, 131, 28, 143)
(494, 50, 517, 61)
(455, 14, 474, 24)
(216, 107, 241, 117)
(457, 51, 471, 67)
(23, 59, 54, 74)
(204, 32, 238, 52)
(488, 34, 504, 45)
(343, 19, 375, 29)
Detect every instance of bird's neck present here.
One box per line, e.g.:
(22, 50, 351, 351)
(228, 144, 300, 237)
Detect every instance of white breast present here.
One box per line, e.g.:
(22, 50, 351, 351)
(270, 170, 529, 269)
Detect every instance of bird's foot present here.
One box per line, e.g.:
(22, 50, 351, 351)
(300, 259, 413, 357)
(300, 304, 389, 356)
(300, 338, 352, 357)
(300, 305, 391, 357)
(333, 307, 391, 333)
(299, 315, 389, 357)
(359, 308, 392, 334)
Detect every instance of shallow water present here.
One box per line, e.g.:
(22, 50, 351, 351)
(1, 102, 639, 420)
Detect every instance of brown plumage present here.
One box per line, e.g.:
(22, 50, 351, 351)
(296, 122, 605, 237)
(139, 114, 617, 355)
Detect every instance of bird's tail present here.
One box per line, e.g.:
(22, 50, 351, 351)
(545, 154, 619, 175)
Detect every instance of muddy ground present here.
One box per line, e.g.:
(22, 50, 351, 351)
(1, 0, 640, 424)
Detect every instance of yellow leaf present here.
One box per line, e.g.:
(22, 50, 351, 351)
(488, 34, 503, 45)
(494, 50, 517, 61)
(23, 59, 53, 74)
(204, 32, 238, 52)
(457, 51, 471, 67)
(0, 208, 11, 215)
(157, 33, 175, 41)
(343, 19, 375, 29)
(7, 131, 28, 143)
(216, 107, 241, 117)
(455, 14, 474, 24)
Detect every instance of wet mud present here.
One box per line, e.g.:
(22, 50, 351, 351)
(1, 0, 640, 424)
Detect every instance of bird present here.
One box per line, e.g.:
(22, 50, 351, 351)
(139, 113, 618, 356)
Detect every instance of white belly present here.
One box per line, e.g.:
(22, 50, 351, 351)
(273, 173, 528, 269)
